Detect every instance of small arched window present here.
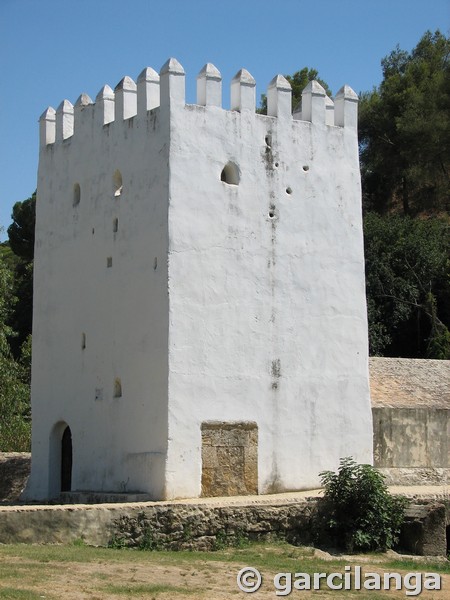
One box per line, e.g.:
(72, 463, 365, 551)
(114, 377, 122, 398)
(73, 183, 81, 207)
(61, 425, 72, 492)
(113, 170, 123, 197)
(220, 161, 240, 186)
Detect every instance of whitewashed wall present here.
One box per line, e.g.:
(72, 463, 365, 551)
(24, 58, 372, 501)
(165, 67, 372, 498)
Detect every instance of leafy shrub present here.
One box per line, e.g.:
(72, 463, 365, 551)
(317, 457, 407, 552)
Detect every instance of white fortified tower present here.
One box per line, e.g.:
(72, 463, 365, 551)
(24, 58, 373, 501)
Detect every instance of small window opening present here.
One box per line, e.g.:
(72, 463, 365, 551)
(113, 170, 123, 197)
(73, 183, 81, 207)
(114, 378, 122, 398)
(221, 161, 240, 186)
(113, 218, 119, 233)
(81, 333, 86, 350)
(107, 257, 112, 268)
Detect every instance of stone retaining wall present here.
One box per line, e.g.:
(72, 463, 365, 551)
(401, 502, 447, 556)
(109, 502, 316, 551)
(0, 497, 447, 556)
(0, 453, 30, 503)
(0, 500, 316, 548)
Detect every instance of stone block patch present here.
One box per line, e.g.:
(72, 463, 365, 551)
(201, 421, 258, 497)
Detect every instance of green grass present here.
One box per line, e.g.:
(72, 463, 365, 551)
(381, 558, 450, 574)
(103, 583, 200, 595)
(1, 540, 448, 572)
(0, 589, 52, 600)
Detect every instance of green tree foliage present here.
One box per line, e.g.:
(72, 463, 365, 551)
(0, 252, 31, 451)
(359, 31, 450, 215)
(259, 67, 332, 114)
(364, 213, 450, 357)
(0, 193, 35, 450)
(6, 193, 35, 357)
(318, 457, 407, 552)
(8, 193, 36, 261)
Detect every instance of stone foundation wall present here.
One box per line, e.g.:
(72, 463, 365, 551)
(0, 497, 447, 556)
(0, 500, 316, 548)
(110, 502, 316, 550)
(0, 453, 30, 503)
(401, 502, 447, 556)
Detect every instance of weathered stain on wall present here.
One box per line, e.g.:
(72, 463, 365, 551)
(373, 407, 450, 468)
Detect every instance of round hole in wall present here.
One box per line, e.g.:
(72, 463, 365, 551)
(302, 165, 310, 172)
(268, 210, 276, 218)
(286, 187, 292, 195)
(221, 161, 240, 185)
(275, 162, 279, 168)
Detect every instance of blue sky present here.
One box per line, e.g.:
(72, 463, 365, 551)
(0, 0, 448, 241)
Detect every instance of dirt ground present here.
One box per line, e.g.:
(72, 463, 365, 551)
(0, 544, 448, 600)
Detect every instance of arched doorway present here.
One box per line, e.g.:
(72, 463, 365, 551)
(61, 426, 72, 492)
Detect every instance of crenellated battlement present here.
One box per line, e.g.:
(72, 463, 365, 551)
(39, 58, 358, 148)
